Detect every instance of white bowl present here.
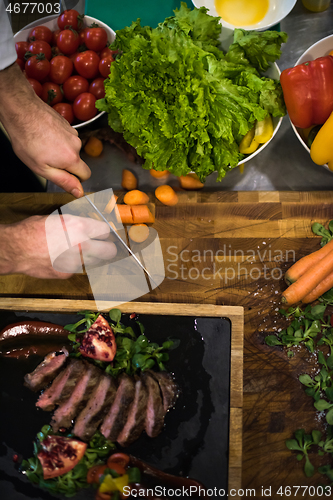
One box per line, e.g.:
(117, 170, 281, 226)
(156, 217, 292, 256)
(216, 26, 282, 167)
(192, 0, 296, 31)
(14, 15, 116, 129)
(290, 35, 333, 170)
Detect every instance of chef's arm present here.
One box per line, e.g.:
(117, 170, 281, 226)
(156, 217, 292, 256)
(0, 0, 91, 197)
(0, 216, 117, 279)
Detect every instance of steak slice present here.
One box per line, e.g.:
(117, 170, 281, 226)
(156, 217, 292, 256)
(146, 370, 179, 412)
(51, 362, 102, 433)
(100, 373, 135, 441)
(73, 374, 117, 441)
(36, 359, 84, 411)
(142, 371, 166, 438)
(116, 375, 148, 447)
(24, 351, 68, 392)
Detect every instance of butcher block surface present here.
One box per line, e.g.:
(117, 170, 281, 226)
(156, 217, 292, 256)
(1, 190, 333, 498)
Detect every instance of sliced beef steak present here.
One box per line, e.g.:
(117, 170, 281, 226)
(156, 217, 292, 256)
(51, 362, 101, 433)
(36, 359, 84, 411)
(117, 375, 148, 447)
(24, 351, 68, 392)
(147, 370, 179, 411)
(100, 373, 135, 441)
(142, 371, 167, 438)
(73, 374, 117, 441)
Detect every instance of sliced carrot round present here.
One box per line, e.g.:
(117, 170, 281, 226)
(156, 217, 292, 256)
(128, 224, 150, 243)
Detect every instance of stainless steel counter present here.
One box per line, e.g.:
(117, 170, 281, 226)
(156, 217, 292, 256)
(48, 0, 333, 192)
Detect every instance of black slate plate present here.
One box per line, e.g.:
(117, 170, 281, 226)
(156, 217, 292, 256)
(0, 310, 231, 499)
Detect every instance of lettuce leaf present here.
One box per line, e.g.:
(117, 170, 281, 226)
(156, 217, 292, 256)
(97, 3, 287, 181)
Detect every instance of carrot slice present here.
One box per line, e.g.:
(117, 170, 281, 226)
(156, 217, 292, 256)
(84, 136, 103, 157)
(123, 190, 149, 206)
(104, 195, 118, 214)
(121, 169, 137, 190)
(128, 224, 150, 243)
(115, 205, 134, 224)
(285, 238, 333, 285)
(179, 173, 204, 190)
(282, 249, 333, 305)
(131, 205, 155, 224)
(150, 169, 169, 179)
(302, 269, 333, 303)
(155, 185, 178, 206)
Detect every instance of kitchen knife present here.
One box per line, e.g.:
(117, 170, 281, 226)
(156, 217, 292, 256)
(84, 194, 157, 286)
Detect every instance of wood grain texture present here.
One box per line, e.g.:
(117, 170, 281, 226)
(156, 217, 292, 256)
(1, 191, 333, 498)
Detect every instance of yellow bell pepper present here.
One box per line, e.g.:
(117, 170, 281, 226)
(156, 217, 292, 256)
(254, 115, 273, 143)
(99, 473, 129, 494)
(239, 115, 274, 155)
(310, 111, 333, 165)
(239, 126, 259, 154)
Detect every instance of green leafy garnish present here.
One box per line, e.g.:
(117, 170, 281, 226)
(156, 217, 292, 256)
(65, 309, 179, 377)
(21, 426, 115, 497)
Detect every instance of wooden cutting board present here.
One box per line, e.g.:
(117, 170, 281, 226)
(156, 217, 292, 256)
(0, 190, 333, 498)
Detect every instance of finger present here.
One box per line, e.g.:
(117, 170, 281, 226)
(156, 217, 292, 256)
(41, 167, 86, 197)
(65, 157, 91, 182)
(80, 240, 117, 265)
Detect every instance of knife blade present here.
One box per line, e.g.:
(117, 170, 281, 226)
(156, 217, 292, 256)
(84, 194, 157, 286)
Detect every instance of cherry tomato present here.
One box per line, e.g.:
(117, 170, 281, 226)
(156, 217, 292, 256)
(57, 9, 82, 31)
(100, 48, 118, 60)
(26, 77, 43, 97)
(89, 77, 105, 99)
(15, 41, 29, 59)
(53, 102, 74, 124)
(86, 464, 107, 484)
(106, 453, 130, 468)
(79, 27, 88, 44)
(49, 55, 73, 84)
(16, 58, 25, 71)
(25, 54, 50, 81)
(84, 27, 108, 52)
(52, 29, 61, 46)
(105, 461, 126, 476)
(99, 56, 112, 78)
(57, 29, 80, 55)
(73, 92, 97, 121)
(28, 40, 52, 60)
(74, 51, 100, 79)
(41, 82, 63, 105)
(29, 26, 53, 44)
(63, 75, 89, 101)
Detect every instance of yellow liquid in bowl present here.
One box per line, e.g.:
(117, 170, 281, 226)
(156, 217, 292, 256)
(215, 0, 269, 27)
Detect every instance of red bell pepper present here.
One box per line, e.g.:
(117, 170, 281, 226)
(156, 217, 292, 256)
(280, 55, 333, 129)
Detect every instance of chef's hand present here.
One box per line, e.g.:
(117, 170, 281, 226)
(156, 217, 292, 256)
(0, 63, 90, 198)
(0, 215, 117, 279)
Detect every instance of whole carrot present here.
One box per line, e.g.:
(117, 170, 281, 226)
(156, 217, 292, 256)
(285, 238, 333, 285)
(282, 248, 333, 305)
(302, 269, 333, 303)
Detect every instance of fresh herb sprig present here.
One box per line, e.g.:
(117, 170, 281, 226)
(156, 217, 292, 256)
(286, 427, 333, 484)
(21, 425, 115, 497)
(286, 428, 322, 477)
(64, 309, 179, 377)
(312, 221, 333, 247)
(265, 303, 328, 353)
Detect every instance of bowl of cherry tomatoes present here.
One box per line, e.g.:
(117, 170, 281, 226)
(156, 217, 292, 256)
(14, 10, 116, 128)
